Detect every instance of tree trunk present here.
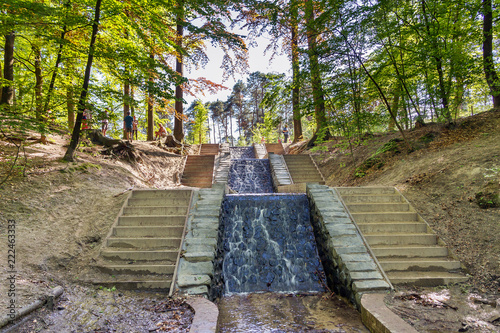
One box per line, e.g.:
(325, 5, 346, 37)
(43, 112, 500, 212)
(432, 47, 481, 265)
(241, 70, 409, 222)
(304, 0, 330, 141)
(123, 80, 130, 139)
(44, 27, 67, 114)
(483, 0, 500, 108)
(33, 44, 47, 142)
(173, 0, 185, 142)
(67, 86, 75, 130)
(63, 0, 102, 161)
(1, 31, 15, 105)
(291, 0, 302, 142)
(212, 115, 216, 143)
(389, 81, 402, 131)
(420, 0, 451, 122)
(147, 53, 155, 141)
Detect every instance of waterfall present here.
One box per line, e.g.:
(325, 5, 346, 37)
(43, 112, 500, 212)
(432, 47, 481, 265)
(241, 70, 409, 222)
(230, 147, 255, 159)
(227, 159, 274, 194)
(213, 194, 325, 296)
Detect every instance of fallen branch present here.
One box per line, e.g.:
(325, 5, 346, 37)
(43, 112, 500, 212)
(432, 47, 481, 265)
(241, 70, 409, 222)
(114, 185, 134, 197)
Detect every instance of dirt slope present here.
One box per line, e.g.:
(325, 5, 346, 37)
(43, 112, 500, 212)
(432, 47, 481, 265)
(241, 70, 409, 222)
(0, 137, 191, 331)
(309, 109, 500, 332)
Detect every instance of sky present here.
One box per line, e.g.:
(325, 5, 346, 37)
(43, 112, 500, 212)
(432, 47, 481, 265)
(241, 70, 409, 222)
(184, 31, 291, 105)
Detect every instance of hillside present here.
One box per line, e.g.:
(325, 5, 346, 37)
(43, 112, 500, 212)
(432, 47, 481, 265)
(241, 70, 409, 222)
(310, 109, 499, 293)
(0, 110, 498, 332)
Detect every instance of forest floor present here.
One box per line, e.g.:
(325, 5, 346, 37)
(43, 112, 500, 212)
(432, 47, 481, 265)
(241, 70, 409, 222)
(0, 109, 498, 332)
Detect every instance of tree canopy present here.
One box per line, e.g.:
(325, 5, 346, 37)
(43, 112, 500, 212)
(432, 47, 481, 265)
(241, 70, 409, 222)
(1, 0, 498, 150)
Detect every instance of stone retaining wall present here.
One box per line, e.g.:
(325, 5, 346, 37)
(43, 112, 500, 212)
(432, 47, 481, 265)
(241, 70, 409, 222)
(175, 185, 225, 297)
(268, 153, 293, 191)
(307, 184, 390, 308)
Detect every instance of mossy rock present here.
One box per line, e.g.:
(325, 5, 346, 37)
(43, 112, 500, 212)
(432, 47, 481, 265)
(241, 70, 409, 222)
(475, 182, 499, 209)
(419, 132, 437, 144)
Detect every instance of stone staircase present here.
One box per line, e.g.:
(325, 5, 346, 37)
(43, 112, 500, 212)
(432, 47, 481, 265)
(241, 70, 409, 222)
(94, 189, 192, 290)
(254, 143, 267, 159)
(181, 155, 215, 188)
(265, 143, 285, 155)
(336, 187, 468, 286)
(283, 155, 325, 184)
(199, 143, 219, 155)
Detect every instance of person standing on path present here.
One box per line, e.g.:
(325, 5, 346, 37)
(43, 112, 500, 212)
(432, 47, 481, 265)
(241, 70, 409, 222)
(282, 126, 289, 143)
(102, 110, 109, 136)
(132, 116, 138, 140)
(124, 111, 134, 142)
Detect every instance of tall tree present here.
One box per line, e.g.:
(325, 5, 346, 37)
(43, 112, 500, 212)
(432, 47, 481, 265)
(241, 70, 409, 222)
(304, 0, 330, 142)
(173, 0, 185, 142)
(290, 0, 302, 142)
(63, 0, 102, 161)
(1, 31, 15, 105)
(482, 0, 500, 108)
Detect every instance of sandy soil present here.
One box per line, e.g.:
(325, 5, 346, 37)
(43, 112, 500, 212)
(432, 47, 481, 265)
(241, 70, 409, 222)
(0, 134, 190, 331)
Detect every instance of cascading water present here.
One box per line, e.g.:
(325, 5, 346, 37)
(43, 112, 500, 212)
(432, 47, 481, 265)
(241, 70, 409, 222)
(214, 147, 365, 331)
(212, 147, 326, 299)
(227, 159, 274, 194)
(213, 194, 325, 296)
(230, 146, 255, 159)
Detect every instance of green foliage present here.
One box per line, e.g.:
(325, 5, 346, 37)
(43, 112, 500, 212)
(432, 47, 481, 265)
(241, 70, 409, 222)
(98, 286, 117, 292)
(354, 138, 402, 176)
(191, 100, 209, 144)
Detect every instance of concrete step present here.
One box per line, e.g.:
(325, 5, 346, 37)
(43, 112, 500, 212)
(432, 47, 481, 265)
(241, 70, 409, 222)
(286, 169, 320, 175)
(127, 198, 191, 207)
(101, 249, 178, 262)
(92, 278, 172, 290)
(364, 234, 437, 246)
(113, 226, 184, 237)
(283, 155, 310, 160)
(351, 212, 418, 222)
(379, 258, 462, 272)
(131, 190, 191, 199)
(346, 203, 410, 213)
(387, 271, 468, 286)
(98, 264, 175, 275)
(107, 237, 181, 249)
(357, 222, 428, 233)
(336, 187, 396, 195)
(371, 245, 449, 258)
(265, 143, 285, 154)
(182, 182, 213, 188)
(341, 194, 403, 203)
(182, 169, 214, 175)
(200, 144, 220, 155)
(118, 215, 186, 226)
(181, 175, 214, 181)
(123, 206, 189, 216)
(291, 178, 324, 183)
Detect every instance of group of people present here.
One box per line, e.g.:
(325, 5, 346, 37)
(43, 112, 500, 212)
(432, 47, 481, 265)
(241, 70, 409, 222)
(81, 108, 170, 142)
(123, 112, 139, 141)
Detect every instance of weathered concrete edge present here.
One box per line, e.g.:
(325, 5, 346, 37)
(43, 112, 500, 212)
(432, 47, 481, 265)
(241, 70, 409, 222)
(361, 293, 419, 333)
(187, 297, 219, 333)
(175, 184, 225, 297)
